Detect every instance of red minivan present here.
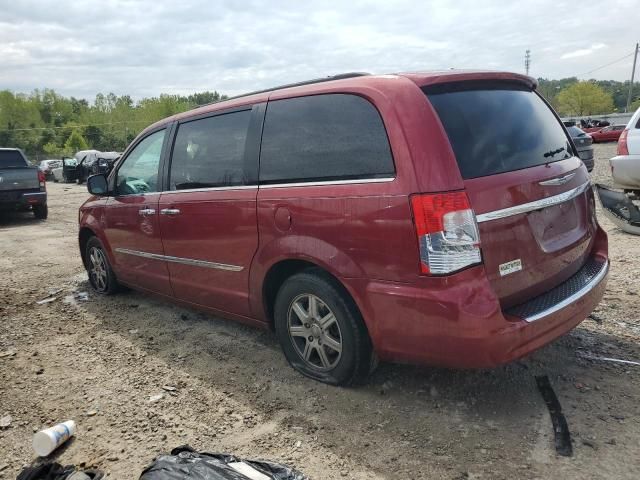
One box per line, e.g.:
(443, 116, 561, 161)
(80, 71, 609, 385)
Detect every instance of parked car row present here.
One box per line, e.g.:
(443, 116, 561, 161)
(78, 71, 609, 385)
(38, 159, 62, 180)
(51, 150, 121, 183)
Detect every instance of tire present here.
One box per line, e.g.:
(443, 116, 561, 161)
(53, 176, 59, 183)
(274, 269, 373, 386)
(63, 173, 69, 183)
(85, 237, 120, 295)
(33, 204, 48, 220)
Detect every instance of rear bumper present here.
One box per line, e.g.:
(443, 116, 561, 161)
(610, 154, 640, 190)
(0, 191, 47, 210)
(347, 227, 609, 368)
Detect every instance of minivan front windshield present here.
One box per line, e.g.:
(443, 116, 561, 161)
(425, 86, 573, 179)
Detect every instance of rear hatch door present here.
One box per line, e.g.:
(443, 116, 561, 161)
(425, 84, 597, 308)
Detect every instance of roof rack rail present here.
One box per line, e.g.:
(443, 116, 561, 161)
(201, 72, 371, 107)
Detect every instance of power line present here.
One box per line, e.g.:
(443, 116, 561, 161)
(578, 51, 635, 76)
(525, 50, 531, 75)
(0, 120, 149, 133)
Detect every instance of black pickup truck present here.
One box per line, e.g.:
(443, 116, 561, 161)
(0, 148, 48, 219)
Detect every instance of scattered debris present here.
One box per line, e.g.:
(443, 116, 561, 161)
(535, 375, 573, 457)
(579, 353, 640, 366)
(161, 385, 177, 392)
(36, 296, 57, 305)
(33, 420, 76, 457)
(0, 415, 12, 429)
(129, 329, 139, 334)
(74, 291, 89, 301)
(86, 410, 98, 417)
(140, 445, 308, 480)
(0, 350, 16, 358)
(149, 394, 164, 403)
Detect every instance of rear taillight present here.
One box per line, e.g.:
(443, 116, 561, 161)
(410, 192, 481, 275)
(37, 170, 46, 190)
(617, 129, 629, 155)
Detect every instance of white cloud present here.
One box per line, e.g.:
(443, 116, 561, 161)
(0, 1, 636, 99)
(561, 43, 607, 59)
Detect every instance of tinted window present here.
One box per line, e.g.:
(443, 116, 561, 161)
(259, 94, 394, 183)
(425, 87, 572, 179)
(169, 110, 252, 190)
(116, 129, 166, 195)
(0, 150, 28, 168)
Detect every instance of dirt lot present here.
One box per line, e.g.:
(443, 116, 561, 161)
(1, 143, 639, 479)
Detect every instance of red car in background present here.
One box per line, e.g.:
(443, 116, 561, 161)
(591, 125, 626, 142)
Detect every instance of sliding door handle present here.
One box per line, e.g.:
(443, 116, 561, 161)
(138, 208, 156, 216)
(160, 208, 181, 216)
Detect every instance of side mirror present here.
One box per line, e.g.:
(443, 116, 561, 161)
(87, 174, 109, 196)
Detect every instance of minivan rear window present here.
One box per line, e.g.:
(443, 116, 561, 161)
(424, 86, 572, 179)
(0, 150, 28, 168)
(260, 94, 394, 184)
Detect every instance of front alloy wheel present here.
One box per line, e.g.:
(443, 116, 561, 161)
(88, 246, 109, 292)
(85, 237, 119, 295)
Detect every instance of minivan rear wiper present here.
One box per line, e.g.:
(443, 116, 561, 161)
(543, 146, 566, 159)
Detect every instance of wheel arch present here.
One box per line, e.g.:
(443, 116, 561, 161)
(261, 258, 367, 335)
(78, 226, 97, 268)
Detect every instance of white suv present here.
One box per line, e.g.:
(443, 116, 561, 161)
(610, 107, 640, 190)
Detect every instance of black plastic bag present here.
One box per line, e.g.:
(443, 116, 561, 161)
(139, 446, 308, 480)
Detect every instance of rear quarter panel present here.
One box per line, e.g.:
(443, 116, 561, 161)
(250, 77, 463, 321)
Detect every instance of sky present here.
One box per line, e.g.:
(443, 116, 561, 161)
(0, 0, 638, 100)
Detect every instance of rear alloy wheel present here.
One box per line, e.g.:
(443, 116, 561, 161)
(288, 294, 343, 371)
(33, 204, 48, 220)
(274, 269, 373, 385)
(86, 237, 119, 294)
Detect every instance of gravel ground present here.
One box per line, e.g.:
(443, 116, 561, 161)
(1, 143, 639, 479)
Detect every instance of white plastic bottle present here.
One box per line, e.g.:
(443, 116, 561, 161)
(33, 420, 76, 457)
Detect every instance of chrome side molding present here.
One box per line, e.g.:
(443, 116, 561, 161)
(115, 248, 244, 272)
(476, 181, 591, 223)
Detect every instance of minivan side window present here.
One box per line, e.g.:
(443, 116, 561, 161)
(115, 129, 166, 195)
(259, 94, 394, 184)
(169, 109, 252, 190)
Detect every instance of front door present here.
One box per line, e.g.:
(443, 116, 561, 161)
(103, 128, 173, 296)
(158, 107, 259, 316)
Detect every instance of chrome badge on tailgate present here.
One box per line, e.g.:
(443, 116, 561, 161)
(499, 259, 523, 276)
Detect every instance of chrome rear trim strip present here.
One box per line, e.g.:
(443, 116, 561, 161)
(523, 260, 608, 323)
(115, 248, 244, 271)
(476, 181, 591, 223)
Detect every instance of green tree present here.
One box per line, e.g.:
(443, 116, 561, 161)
(42, 141, 62, 156)
(64, 129, 88, 155)
(631, 97, 640, 112)
(557, 82, 615, 116)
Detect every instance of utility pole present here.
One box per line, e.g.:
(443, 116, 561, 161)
(626, 43, 639, 112)
(525, 50, 531, 76)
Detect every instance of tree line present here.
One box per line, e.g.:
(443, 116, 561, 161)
(1, 78, 638, 161)
(538, 77, 639, 117)
(0, 90, 226, 161)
